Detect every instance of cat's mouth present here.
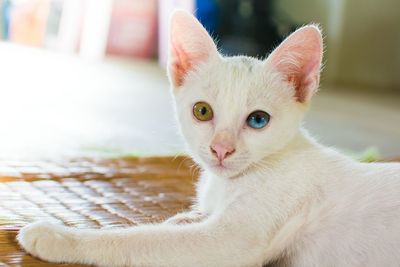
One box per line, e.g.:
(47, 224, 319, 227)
(198, 152, 250, 178)
(208, 160, 232, 171)
(208, 160, 244, 178)
(213, 162, 230, 170)
(206, 157, 258, 179)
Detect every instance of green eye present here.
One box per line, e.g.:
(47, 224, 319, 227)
(193, 102, 213, 121)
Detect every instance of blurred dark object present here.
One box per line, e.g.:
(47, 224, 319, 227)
(195, 0, 219, 34)
(217, 0, 291, 57)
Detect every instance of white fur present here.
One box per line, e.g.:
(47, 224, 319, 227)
(18, 11, 400, 267)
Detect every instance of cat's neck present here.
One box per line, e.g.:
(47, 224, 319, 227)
(240, 129, 321, 178)
(278, 128, 318, 156)
(265, 128, 316, 160)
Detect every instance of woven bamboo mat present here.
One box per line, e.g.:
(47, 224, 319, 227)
(0, 156, 198, 267)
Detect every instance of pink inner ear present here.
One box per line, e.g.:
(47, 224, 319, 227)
(170, 39, 211, 87)
(269, 26, 323, 103)
(288, 57, 321, 103)
(170, 42, 192, 87)
(168, 11, 217, 88)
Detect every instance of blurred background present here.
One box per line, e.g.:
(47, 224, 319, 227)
(0, 0, 399, 160)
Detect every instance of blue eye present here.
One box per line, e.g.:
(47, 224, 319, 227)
(246, 111, 270, 129)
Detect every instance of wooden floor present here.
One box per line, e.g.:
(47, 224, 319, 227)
(0, 157, 197, 266)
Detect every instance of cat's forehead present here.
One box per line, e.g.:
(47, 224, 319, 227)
(178, 54, 293, 116)
(218, 55, 263, 75)
(200, 56, 290, 107)
(226, 56, 261, 71)
(203, 56, 264, 93)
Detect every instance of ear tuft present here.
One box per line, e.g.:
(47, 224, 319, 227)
(168, 10, 218, 88)
(267, 25, 323, 103)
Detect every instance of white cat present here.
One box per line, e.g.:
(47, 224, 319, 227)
(18, 10, 400, 267)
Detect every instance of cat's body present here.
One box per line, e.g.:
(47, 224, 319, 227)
(194, 132, 400, 267)
(18, 10, 400, 267)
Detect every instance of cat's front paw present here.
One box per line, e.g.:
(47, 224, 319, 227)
(17, 221, 74, 263)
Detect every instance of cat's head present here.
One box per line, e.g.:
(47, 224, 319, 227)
(168, 11, 323, 178)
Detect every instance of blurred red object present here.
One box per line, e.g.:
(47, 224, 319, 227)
(106, 0, 157, 59)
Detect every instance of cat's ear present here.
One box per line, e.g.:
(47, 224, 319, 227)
(267, 25, 323, 103)
(168, 10, 218, 88)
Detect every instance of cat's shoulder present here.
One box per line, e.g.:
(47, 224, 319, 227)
(360, 161, 400, 179)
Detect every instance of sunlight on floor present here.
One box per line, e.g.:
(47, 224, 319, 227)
(0, 42, 399, 160)
(0, 42, 182, 159)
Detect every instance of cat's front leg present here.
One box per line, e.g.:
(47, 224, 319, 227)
(18, 212, 267, 267)
(163, 210, 207, 225)
(17, 221, 78, 264)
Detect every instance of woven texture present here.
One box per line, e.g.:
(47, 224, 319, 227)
(0, 156, 198, 267)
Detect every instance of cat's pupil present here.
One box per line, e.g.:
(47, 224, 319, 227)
(201, 107, 207, 115)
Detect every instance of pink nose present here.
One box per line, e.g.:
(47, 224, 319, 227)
(210, 143, 236, 162)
